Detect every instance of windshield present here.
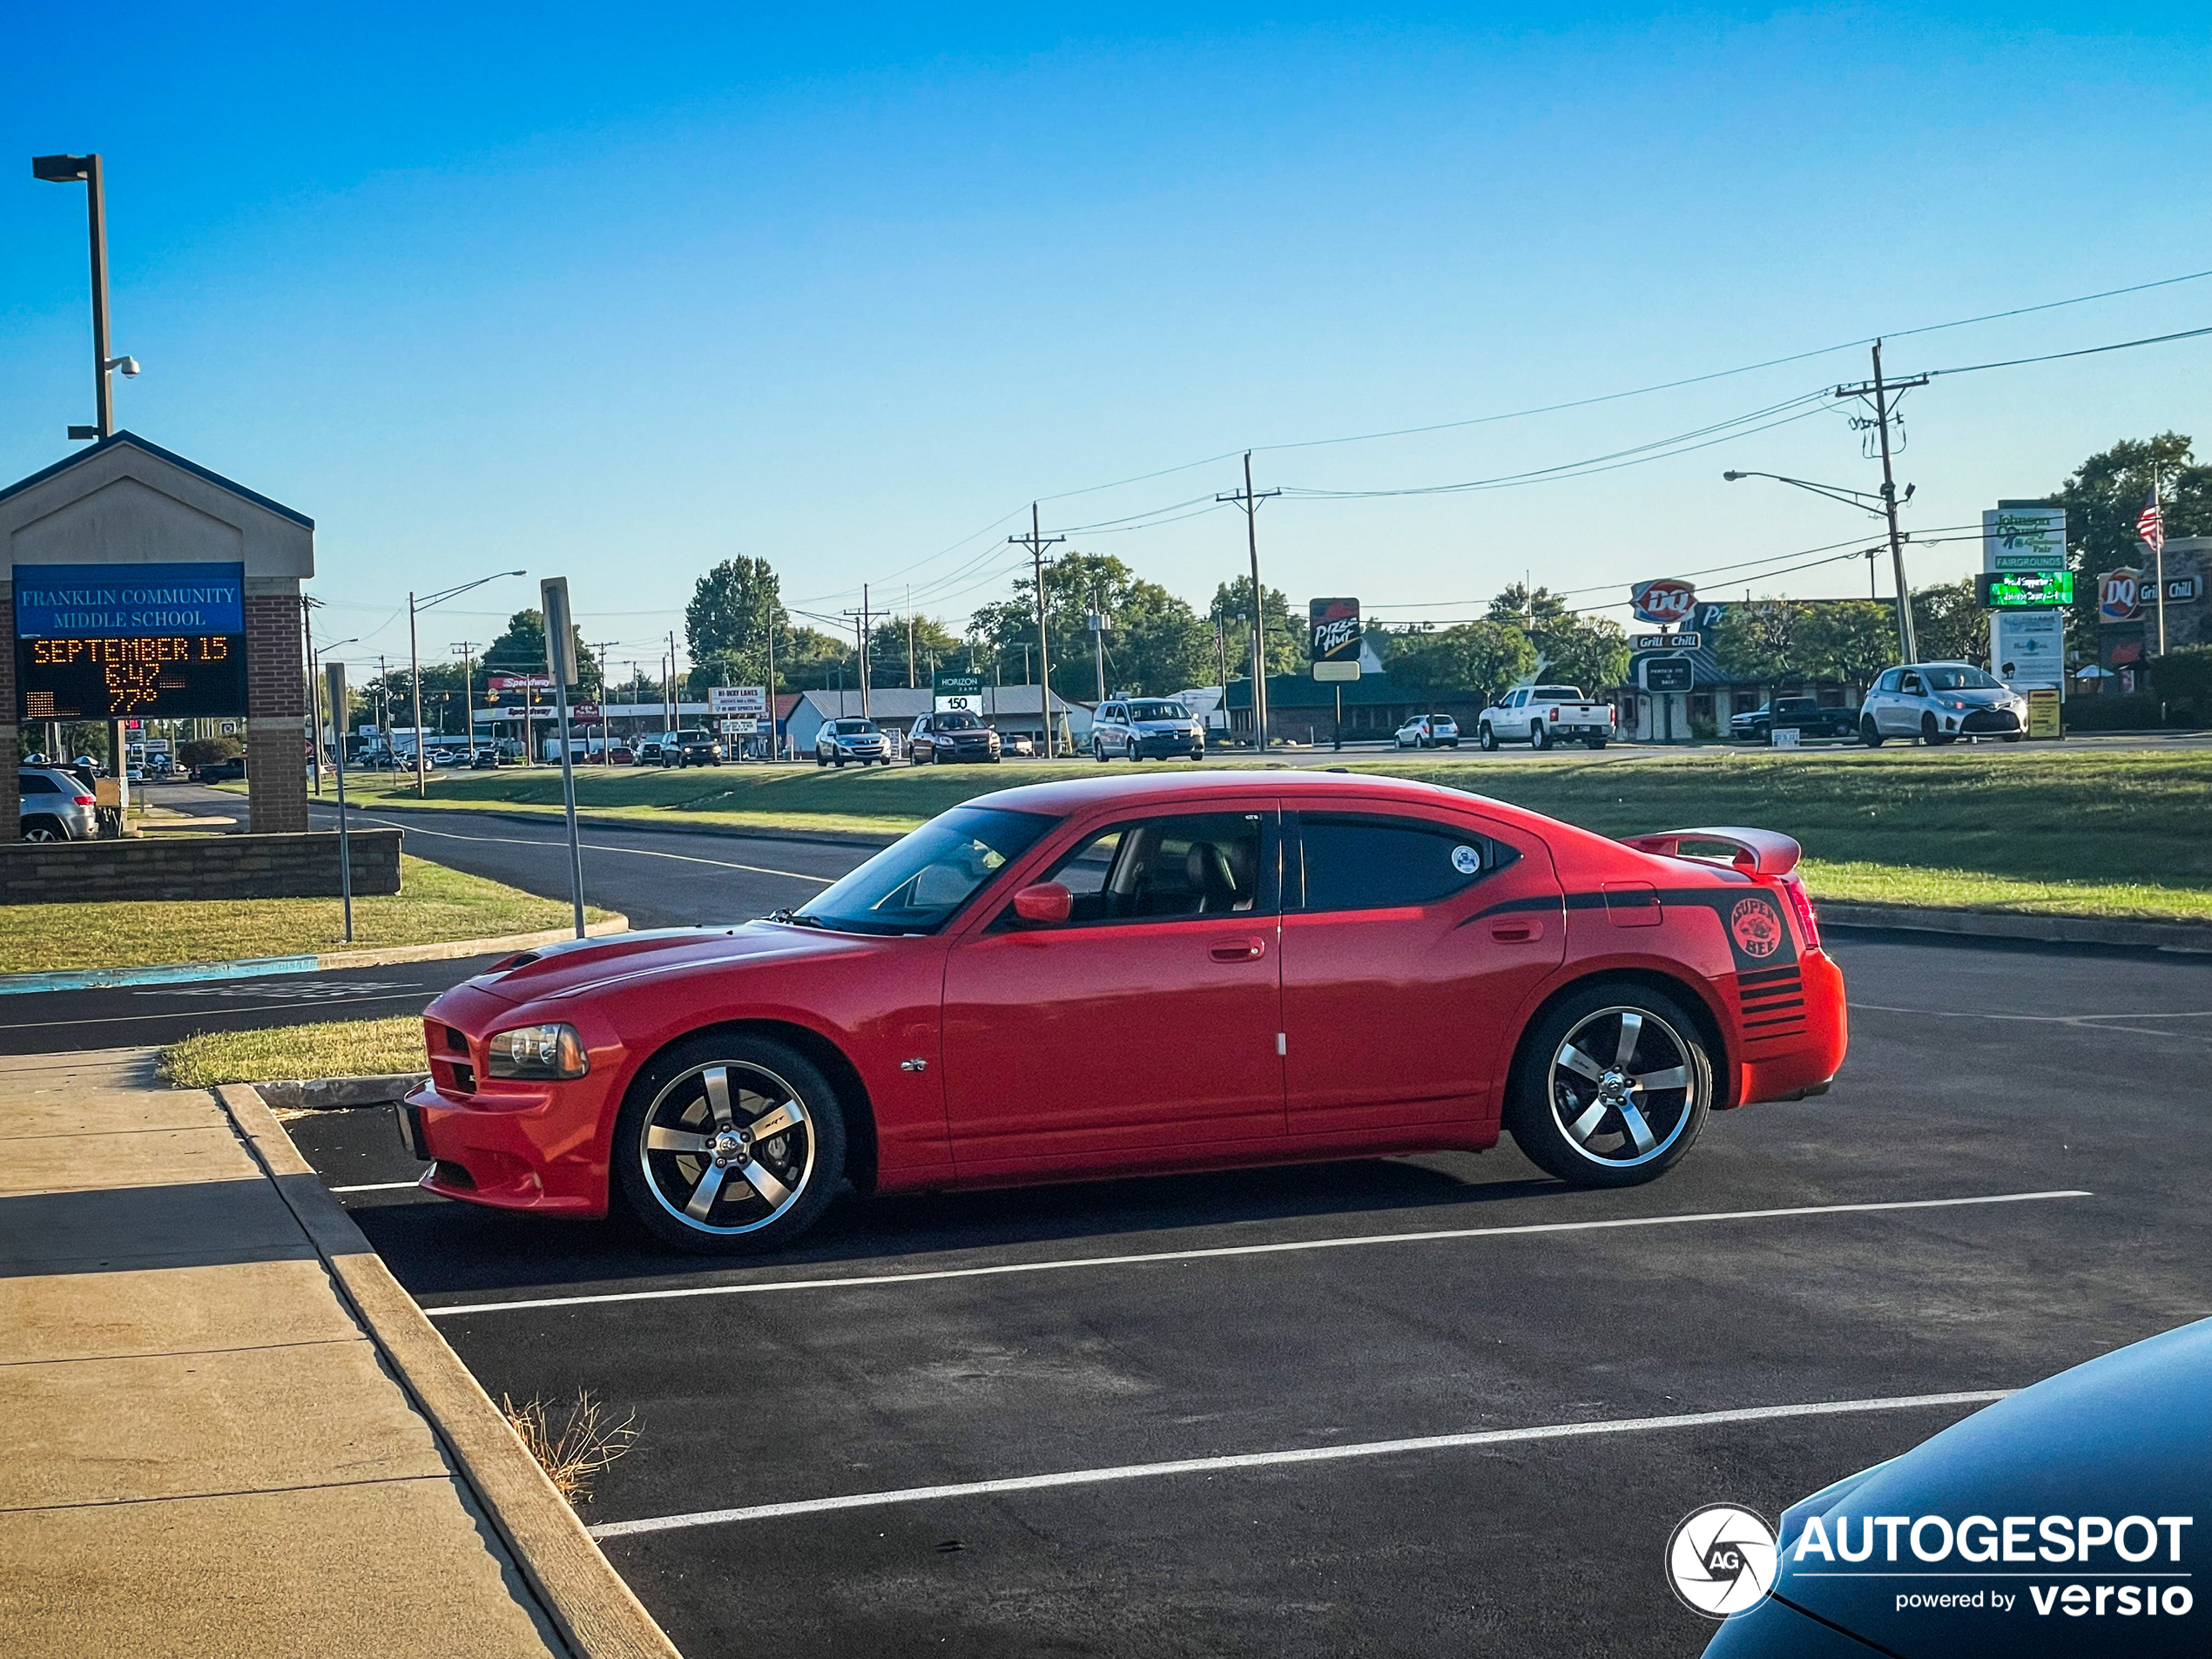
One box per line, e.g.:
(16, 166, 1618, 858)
(792, 806, 1054, 934)
(832, 720, 877, 734)
(1128, 701, 1190, 721)
(1535, 686, 1583, 701)
(934, 712, 982, 730)
(1924, 665, 2000, 691)
(678, 731, 711, 741)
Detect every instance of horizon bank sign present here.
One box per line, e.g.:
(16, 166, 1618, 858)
(13, 562, 246, 637)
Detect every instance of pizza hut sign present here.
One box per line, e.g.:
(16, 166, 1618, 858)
(1630, 578, 1697, 625)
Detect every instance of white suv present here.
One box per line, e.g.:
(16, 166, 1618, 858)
(1858, 663, 2027, 745)
(1393, 714, 1460, 749)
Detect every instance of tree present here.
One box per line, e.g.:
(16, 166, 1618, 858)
(2047, 434, 2212, 639)
(2149, 644, 2212, 715)
(970, 551, 1213, 698)
(1797, 601, 1896, 689)
(1383, 622, 1536, 703)
(1912, 579, 1986, 665)
(867, 614, 964, 689)
(685, 558, 786, 691)
(482, 609, 599, 689)
(1709, 601, 1803, 685)
(1484, 583, 1627, 691)
(1207, 577, 1304, 679)
(781, 625, 854, 691)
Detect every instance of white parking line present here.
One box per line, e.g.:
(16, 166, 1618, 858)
(334, 811, 837, 883)
(330, 1180, 427, 1194)
(1850, 1003, 2212, 1042)
(589, 1388, 2012, 1539)
(423, 1189, 2090, 1319)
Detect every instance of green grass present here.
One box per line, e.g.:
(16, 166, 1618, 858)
(158, 1015, 427, 1088)
(340, 747, 2212, 922)
(0, 853, 614, 974)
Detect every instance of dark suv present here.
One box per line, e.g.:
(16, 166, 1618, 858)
(908, 711, 1002, 765)
(1728, 696, 1859, 743)
(669, 730, 725, 767)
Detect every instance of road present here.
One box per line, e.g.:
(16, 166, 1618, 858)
(286, 930, 2212, 1656)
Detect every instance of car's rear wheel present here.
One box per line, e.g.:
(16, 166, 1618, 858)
(1506, 983, 1711, 1188)
(20, 818, 65, 843)
(1859, 717, 1883, 748)
(614, 1035, 847, 1253)
(1531, 723, 1551, 751)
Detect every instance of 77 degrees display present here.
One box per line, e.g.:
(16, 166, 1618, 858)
(12, 561, 248, 720)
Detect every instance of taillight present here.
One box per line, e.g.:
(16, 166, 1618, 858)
(1548, 705, 1561, 720)
(1778, 875, 1821, 950)
(72, 794, 96, 806)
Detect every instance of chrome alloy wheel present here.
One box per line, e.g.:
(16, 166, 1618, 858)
(637, 1062, 815, 1235)
(1547, 1006, 1698, 1169)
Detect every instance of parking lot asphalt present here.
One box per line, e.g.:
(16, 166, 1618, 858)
(286, 931, 2212, 1656)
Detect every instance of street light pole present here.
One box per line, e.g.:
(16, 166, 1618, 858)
(408, 571, 523, 795)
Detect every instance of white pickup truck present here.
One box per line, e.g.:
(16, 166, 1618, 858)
(1476, 685, 1616, 751)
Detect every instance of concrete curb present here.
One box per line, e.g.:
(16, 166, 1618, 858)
(0, 914, 630, 997)
(256, 1073, 430, 1109)
(215, 1082, 683, 1659)
(1820, 901, 2212, 954)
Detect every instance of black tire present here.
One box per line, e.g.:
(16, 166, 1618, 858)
(2002, 732, 2023, 743)
(1479, 724, 1498, 752)
(1921, 713, 1953, 746)
(1505, 981, 1713, 1189)
(1584, 737, 1606, 750)
(1860, 717, 1883, 748)
(612, 1032, 847, 1253)
(816, 755, 826, 767)
(1188, 750, 1204, 761)
(1445, 740, 1459, 748)
(1531, 722, 1551, 751)
(20, 818, 66, 843)
(835, 758, 846, 768)
(1094, 741, 1108, 763)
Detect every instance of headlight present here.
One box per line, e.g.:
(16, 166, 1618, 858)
(486, 1023, 589, 1079)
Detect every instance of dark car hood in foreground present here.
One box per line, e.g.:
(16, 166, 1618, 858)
(462, 922, 879, 1006)
(1710, 1318, 2211, 1657)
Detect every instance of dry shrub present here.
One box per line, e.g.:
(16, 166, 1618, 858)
(500, 1390, 639, 1505)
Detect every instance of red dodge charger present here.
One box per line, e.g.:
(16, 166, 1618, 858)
(401, 772, 1846, 1251)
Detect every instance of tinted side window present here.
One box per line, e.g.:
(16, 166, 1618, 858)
(1875, 671, 1901, 693)
(1038, 811, 1269, 924)
(1297, 814, 1507, 912)
(19, 773, 57, 794)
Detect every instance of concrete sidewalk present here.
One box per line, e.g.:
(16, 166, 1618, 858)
(0, 1049, 665, 1658)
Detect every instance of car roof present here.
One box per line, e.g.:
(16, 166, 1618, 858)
(958, 766, 1557, 834)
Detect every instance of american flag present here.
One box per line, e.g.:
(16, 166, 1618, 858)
(2137, 484, 2165, 555)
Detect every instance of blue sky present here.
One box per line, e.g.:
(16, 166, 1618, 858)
(5, 4, 2208, 679)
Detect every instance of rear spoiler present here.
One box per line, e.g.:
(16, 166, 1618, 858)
(1621, 826, 1802, 877)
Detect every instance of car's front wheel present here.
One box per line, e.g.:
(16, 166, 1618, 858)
(1921, 713, 1953, 746)
(1479, 724, 1498, 752)
(1506, 983, 1711, 1189)
(1860, 717, 1883, 748)
(613, 1035, 847, 1253)
(1094, 740, 1107, 763)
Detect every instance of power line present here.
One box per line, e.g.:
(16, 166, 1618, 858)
(1927, 321, 2212, 378)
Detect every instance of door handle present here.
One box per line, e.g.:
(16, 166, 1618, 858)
(1211, 937, 1266, 961)
(1490, 920, 1544, 943)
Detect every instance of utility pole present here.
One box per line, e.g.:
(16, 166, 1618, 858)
(1217, 453, 1281, 749)
(1090, 592, 1108, 703)
(840, 586, 877, 720)
(666, 630, 678, 735)
(302, 597, 321, 796)
(451, 642, 479, 757)
(1833, 341, 1927, 663)
(1008, 504, 1066, 756)
(765, 612, 779, 760)
(907, 610, 917, 689)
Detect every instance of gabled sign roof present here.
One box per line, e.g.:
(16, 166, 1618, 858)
(0, 430, 314, 529)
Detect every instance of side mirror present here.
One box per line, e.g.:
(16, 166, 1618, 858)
(1012, 882, 1073, 925)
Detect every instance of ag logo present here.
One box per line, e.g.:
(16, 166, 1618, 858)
(1729, 897, 1783, 960)
(1667, 1504, 1777, 1617)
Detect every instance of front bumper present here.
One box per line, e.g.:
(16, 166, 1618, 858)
(1131, 732, 1204, 755)
(1958, 707, 2023, 733)
(404, 1074, 619, 1216)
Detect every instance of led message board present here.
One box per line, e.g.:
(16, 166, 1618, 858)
(14, 562, 248, 719)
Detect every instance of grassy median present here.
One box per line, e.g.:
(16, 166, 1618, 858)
(158, 1015, 426, 1088)
(337, 747, 2212, 922)
(0, 853, 614, 974)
